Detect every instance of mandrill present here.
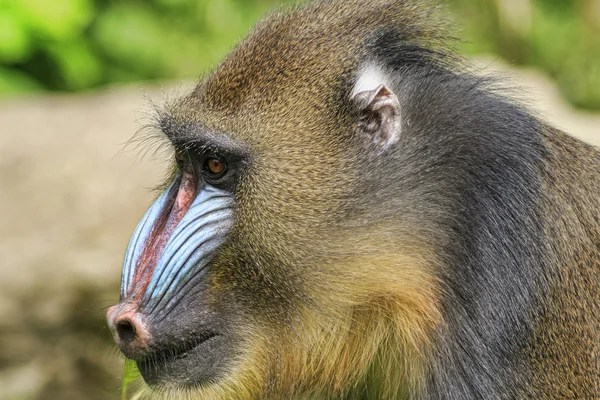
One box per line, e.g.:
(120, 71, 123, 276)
(107, 0, 600, 398)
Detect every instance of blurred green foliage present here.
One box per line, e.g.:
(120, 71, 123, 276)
(0, 0, 599, 109)
(0, 0, 280, 94)
(451, 0, 600, 109)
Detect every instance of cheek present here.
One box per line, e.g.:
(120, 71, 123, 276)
(120, 169, 235, 315)
(123, 170, 197, 301)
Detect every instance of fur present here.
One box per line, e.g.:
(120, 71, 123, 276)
(131, 0, 600, 398)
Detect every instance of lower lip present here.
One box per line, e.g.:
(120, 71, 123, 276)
(136, 333, 220, 385)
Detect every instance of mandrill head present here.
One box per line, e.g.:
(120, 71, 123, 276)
(108, 0, 447, 398)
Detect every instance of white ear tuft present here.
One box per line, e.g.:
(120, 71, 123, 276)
(351, 63, 391, 98)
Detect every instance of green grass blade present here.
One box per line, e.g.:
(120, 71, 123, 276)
(122, 358, 140, 400)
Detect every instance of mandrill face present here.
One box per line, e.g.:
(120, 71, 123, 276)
(107, 0, 444, 398)
(106, 97, 360, 392)
(106, 103, 358, 392)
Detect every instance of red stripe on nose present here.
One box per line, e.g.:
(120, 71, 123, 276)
(128, 168, 197, 302)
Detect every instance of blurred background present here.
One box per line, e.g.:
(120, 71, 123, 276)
(1, 0, 600, 108)
(0, 0, 598, 399)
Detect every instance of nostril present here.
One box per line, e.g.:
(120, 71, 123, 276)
(107, 305, 151, 358)
(116, 319, 137, 343)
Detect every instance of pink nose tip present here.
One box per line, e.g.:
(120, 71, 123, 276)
(107, 303, 151, 359)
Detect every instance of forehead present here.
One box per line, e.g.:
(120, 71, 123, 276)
(196, 9, 355, 112)
(162, 94, 345, 158)
(163, 50, 356, 151)
(161, 4, 368, 141)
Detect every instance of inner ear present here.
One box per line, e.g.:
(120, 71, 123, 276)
(352, 84, 401, 151)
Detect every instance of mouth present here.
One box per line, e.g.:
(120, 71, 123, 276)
(136, 332, 221, 387)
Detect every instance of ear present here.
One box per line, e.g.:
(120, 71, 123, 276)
(351, 64, 401, 150)
(352, 84, 401, 150)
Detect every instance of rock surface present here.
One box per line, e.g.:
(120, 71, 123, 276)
(0, 61, 598, 399)
(0, 85, 169, 399)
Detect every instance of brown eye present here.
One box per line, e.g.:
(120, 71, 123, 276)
(205, 157, 227, 177)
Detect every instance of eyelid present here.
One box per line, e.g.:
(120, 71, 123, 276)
(171, 143, 236, 181)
